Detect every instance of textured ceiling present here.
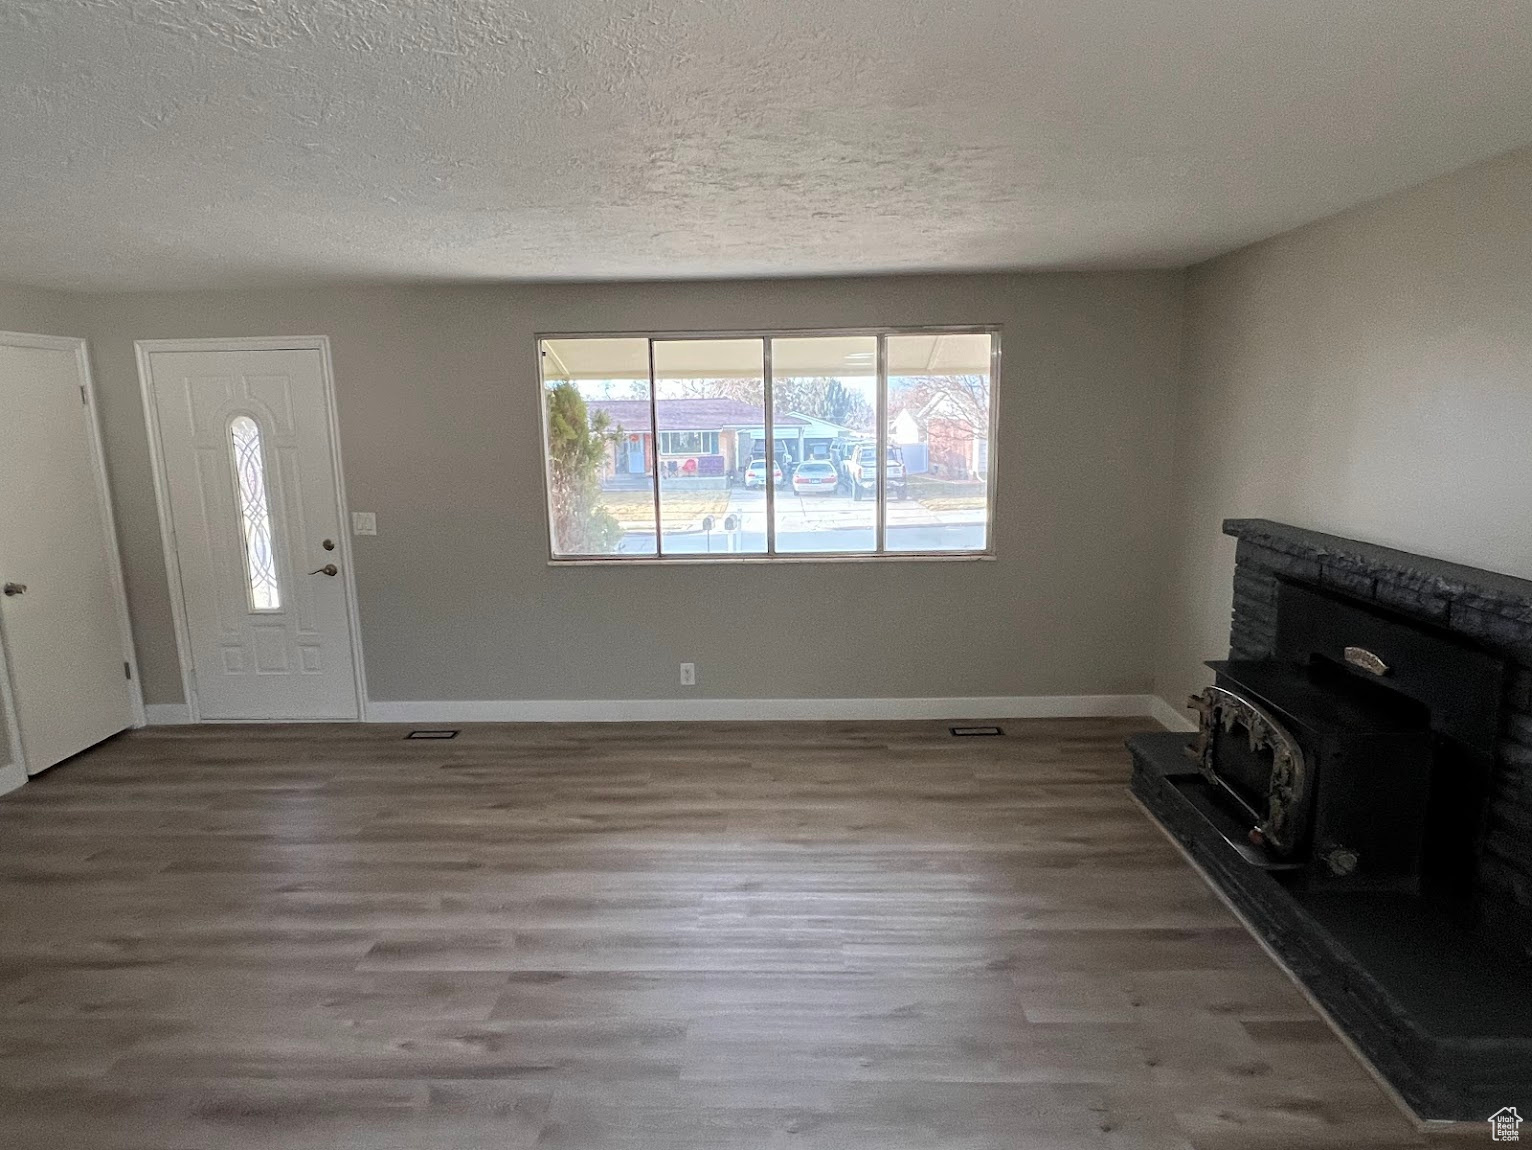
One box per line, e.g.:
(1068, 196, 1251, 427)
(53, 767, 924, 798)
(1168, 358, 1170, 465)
(2, 0, 1531, 291)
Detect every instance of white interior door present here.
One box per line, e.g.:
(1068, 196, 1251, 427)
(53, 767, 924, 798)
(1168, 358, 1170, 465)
(142, 345, 360, 720)
(0, 335, 140, 775)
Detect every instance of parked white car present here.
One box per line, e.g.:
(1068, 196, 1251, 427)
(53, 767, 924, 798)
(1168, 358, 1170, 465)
(743, 459, 783, 489)
(790, 460, 839, 494)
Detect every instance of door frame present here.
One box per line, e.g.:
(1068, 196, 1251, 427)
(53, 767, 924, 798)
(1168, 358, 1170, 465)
(135, 336, 368, 722)
(0, 331, 145, 776)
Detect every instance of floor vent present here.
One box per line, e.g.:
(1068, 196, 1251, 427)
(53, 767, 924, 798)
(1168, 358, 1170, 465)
(950, 725, 1004, 737)
(406, 729, 460, 740)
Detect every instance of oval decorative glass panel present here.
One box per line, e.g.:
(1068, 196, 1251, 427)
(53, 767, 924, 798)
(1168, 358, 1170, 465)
(229, 415, 281, 611)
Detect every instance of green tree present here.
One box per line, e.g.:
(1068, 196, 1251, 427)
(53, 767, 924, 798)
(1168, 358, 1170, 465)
(545, 382, 623, 554)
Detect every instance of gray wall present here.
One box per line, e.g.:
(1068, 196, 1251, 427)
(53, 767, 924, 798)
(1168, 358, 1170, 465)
(13, 133, 1532, 725)
(1157, 145, 1532, 714)
(0, 283, 75, 336)
(69, 272, 1184, 706)
(12, 134, 1532, 724)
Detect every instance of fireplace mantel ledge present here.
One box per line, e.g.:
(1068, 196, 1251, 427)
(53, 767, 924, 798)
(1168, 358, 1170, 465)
(1224, 519, 1532, 625)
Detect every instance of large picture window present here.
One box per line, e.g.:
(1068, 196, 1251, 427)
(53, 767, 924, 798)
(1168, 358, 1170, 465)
(538, 328, 998, 561)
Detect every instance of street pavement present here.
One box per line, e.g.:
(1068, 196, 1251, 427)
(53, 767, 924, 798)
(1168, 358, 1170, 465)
(615, 486, 986, 554)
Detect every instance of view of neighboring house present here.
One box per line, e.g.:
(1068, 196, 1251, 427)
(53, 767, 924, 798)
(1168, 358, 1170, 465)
(779, 412, 866, 462)
(592, 391, 990, 490)
(588, 398, 859, 485)
(891, 398, 990, 480)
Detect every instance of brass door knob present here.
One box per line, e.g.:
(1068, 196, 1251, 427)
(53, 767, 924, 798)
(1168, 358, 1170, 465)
(2, 582, 25, 596)
(309, 564, 338, 577)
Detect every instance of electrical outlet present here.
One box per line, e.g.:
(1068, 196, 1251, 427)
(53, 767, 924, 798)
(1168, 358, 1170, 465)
(679, 662, 696, 687)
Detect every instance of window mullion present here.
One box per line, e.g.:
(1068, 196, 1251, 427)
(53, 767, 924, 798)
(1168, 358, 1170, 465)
(647, 338, 663, 557)
(763, 338, 775, 555)
(875, 333, 887, 553)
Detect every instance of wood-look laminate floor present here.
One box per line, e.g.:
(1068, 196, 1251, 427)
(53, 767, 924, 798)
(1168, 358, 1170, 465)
(0, 719, 1453, 1149)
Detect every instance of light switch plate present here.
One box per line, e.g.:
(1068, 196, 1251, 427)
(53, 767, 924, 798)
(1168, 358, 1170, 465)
(351, 511, 377, 536)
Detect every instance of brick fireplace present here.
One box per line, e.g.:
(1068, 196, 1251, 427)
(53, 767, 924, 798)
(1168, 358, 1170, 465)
(1223, 518, 1532, 957)
(1131, 518, 1532, 1122)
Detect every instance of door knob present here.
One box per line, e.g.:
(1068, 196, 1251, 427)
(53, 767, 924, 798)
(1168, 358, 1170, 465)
(2, 582, 24, 596)
(309, 564, 338, 577)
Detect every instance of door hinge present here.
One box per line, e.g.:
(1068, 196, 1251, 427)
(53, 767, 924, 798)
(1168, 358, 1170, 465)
(80, 385, 88, 405)
(124, 661, 132, 680)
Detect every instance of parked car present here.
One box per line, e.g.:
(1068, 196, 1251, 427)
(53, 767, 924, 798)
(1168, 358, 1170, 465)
(837, 442, 907, 500)
(743, 458, 783, 490)
(790, 459, 839, 494)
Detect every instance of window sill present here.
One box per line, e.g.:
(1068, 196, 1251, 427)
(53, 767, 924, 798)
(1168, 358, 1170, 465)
(548, 552, 997, 567)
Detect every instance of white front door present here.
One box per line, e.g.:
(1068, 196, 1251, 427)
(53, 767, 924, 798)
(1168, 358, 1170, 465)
(0, 335, 139, 774)
(142, 346, 360, 720)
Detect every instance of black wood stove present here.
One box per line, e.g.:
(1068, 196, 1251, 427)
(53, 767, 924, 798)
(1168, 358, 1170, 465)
(1186, 580, 1503, 903)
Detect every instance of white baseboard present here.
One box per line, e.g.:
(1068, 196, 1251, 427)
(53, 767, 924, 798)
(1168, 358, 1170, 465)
(139, 694, 1197, 729)
(365, 694, 1166, 724)
(1148, 695, 1196, 732)
(0, 761, 25, 797)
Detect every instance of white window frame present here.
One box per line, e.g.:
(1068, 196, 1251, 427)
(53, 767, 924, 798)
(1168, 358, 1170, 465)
(658, 430, 720, 456)
(536, 326, 1001, 564)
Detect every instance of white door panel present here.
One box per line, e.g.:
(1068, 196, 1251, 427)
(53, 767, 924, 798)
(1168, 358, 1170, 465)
(144, 347, 358, 720)
(0, 339, 138, 773)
